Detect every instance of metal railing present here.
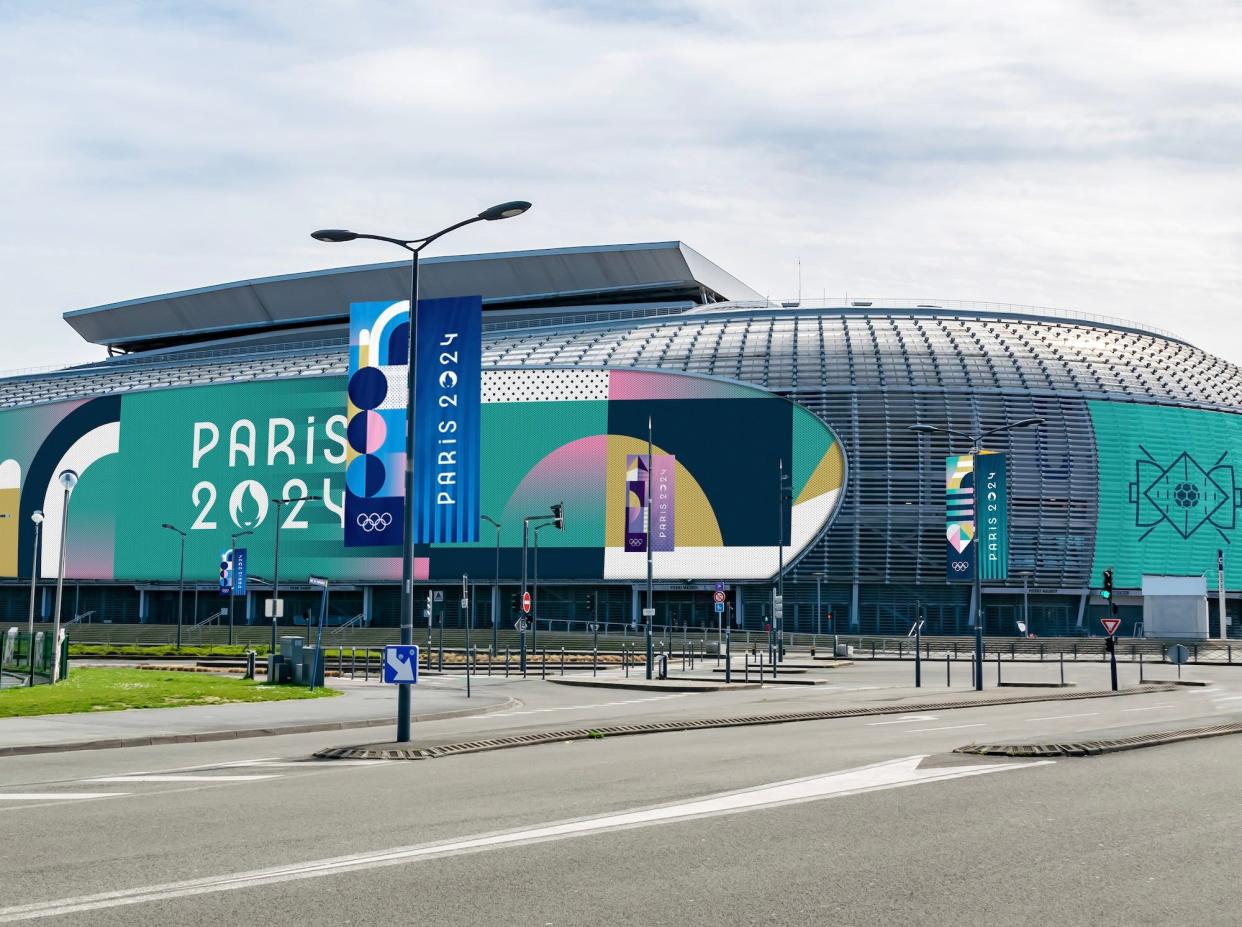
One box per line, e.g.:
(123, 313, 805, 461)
(65, 611, 95, 625)
(330, 614, 367, 635)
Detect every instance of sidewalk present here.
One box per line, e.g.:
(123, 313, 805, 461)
(0, 680, 512, 756)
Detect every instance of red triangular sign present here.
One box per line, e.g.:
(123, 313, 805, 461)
(1101, 617, 1121, 636)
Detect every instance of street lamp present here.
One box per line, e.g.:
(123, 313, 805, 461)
(813, 571, 827, 644)
(228, 529, 254, 646)
(481, 515, 501, 657)
(312, 200, 531, 745)
(27, 510, 43, 686)
(533, 521, 555, 644)
(161, 523, 187, 648)
(270, 495, 321, 656)
(774, 459, 792, 663)
(50, 469, 78, 682)
(909, 417, 1044, 690)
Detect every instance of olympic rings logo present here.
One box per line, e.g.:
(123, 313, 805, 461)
(356, 512, 393, 532)
(951, 561, 970, 573)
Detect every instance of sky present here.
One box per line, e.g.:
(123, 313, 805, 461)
(2, 0, 1241, 372)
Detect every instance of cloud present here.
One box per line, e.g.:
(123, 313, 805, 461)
(1, 0, 1240, 372)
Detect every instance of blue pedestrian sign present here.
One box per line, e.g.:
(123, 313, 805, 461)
(382, 645, 420, 684)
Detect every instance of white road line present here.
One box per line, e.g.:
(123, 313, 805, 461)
(0, 793, 127, 802)
(1026, 712, 1100, 722)
(866, 715, 937, 726)
(482, 694, 690, 718)
(87, 775, 280, 784)
(1212, 695, 1242, 702)
(225, 761, 386, 768)
(1121, 705, 1172, 712)
(0, 754, 1051, 923)
(906, 723, 986, 733)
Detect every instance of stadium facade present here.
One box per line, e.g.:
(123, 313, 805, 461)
(2, 241, 1241, 638)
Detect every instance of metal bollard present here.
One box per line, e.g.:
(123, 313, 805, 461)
(351, 647, 357, 680)
(997, 652, 1002, 686)
(871, 641, 876, 660)
(337, 648, 343, 677)
(593, 644, 598, 677)
(1139, 651, 1144, 684)
(505, 646, 511, 678)
(946, 653, 951, 687)
(561, 647, 565, 676)
(744, 653, 750, 682)
(1060, 651, 1065, 686)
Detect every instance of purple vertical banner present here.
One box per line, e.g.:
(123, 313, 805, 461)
(344, 300, 409, 548)
(651, 454, 676, 551)
(625, 454, 648, 552)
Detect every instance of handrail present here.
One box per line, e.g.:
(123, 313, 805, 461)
(66, 611, 95, 625)
(191, 611, 225, 630)
(330, 613, 367, 635)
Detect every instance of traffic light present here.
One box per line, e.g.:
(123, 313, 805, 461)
(1105, 635, 1116, 655)
(584, 592, 595, 614)
(1101, 569, 1114, 601)
(551, 502, 564, 530)
(510, 591, 519, 614)
(425, 591, 433, 619)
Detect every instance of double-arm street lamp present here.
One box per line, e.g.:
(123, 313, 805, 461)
(480, 515, 502, 657)
(161, 523, 187, 648)
(228, 529, 254, 645)
(909, 417, 1044, 691)
(312, 201, 531, 744)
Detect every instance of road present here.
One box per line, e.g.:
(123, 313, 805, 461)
(1, 660, 1239, 925)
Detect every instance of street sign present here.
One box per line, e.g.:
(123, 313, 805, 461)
(522, 591, 531, 614)
(382, 645, 419, 684)
(433, 590, 444, 602)
(308, 575, 328, 588)
(1168, 644, 1191, 665)
(714, 582, 725, 594)
(265, 598, 284, 619)
(715, 601, 725, 614)
(642, 607, 655, 617)
(1100, 617, 1121, 637)
(460, 598, 469, 610)
(516, 618, 529, 632)
(587, 622, 599, 632)
(712, 591, 726, 604)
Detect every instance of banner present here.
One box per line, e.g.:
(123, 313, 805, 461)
(344, 300, 409, 547)
(219, 548, 233, 595)
(625, 454, 648, 552)
(978, 452, 1009, 580)
(413, 295, 482, 544)
(625, 453, 676, 552)
(945, 454, 976, 582)
(218, 547, 247, 595)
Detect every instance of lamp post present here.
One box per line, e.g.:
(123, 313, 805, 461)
(645, 416, 655, 680)
(520, 502, 563, 673)
(909, 417, 1044, 691)
(27, 510, 43, 686)
(160, 523, 187, 649)
(775, 459, 791, 662)
(229, 529, 253, 646)
(269, 494, 321, 655)
(312, 200, 531, 744)
(813, 571, 826, 642)
(533, 521, 555, 646)
(50, 469, 78, 682)
(481, 515, 501, 657)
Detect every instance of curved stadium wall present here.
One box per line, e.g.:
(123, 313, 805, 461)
(3, 299, 1242, 638)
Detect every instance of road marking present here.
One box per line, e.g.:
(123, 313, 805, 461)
(1026, 712, 1100, 722)
(87, 775, 280, 784)
(1121, 705, 1172, 712)
(906, 723, 985, 733)
(866, 715, 937, 726)
(0, 754, 1050, 922)
(1212, 695, 1242, 702)
(224, 760, 387, 768)
(481, 693, 691, 718)
(0, 793, 127, 802)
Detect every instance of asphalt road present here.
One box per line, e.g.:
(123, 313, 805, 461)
(1, 660, 1240, 925)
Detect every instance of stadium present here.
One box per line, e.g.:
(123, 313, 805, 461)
(2, 241, 1241, 639)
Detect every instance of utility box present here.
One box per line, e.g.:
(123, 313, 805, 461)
(1141, 575, 1209, 639)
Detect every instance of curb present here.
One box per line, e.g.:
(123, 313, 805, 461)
(547, 678, 761, 693)
(954, 720, 1242, 757)
(315, 684, 1177, 761)
(0, 697, 519, 758)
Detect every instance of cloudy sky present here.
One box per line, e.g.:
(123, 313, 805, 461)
(3, 0, 1241, 371)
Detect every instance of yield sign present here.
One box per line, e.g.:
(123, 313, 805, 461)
(522, 591, 532, 614)
(1100, 617, 1121, 637)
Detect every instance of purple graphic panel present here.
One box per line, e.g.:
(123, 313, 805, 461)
(625, 453, 648, 552)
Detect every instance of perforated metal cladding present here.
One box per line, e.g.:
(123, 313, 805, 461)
(481, 369, 609, 403)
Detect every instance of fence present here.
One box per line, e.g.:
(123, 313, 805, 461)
(0, 628, 66, 687)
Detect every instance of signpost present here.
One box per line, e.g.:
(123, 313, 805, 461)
(1101, 615, 1120, 691)
(383, 645, 420, 684)
(308, 575, 329, 691)
(522, 591, 531, 614)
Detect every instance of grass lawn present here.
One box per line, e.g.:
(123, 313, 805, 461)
(0, 667, 339, 718)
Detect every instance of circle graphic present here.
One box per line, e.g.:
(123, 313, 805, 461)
(348, 366, 388, 410)
(347, 410, 387, 455)
(346, 454, 386, 498)
(1173, 481, 1200, 509)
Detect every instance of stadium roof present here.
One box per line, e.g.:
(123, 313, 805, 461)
(63, 241, 763, 353)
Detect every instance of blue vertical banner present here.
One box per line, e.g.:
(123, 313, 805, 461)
(413, 295, 482, 544)
(344, 300, 410, 547)
(219, 548, 233, 596)
(945, 454, 976, 582)
(977, 452, 1009, 581)
(234, 547, 248, 596)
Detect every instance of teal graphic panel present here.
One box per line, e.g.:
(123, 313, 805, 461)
(1090, 401, 1242, 590)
